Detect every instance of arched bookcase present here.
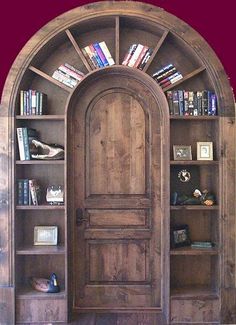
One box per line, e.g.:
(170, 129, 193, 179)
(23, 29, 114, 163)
(0, 1, 235, 324)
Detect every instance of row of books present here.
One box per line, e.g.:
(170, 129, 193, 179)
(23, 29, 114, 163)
(17, 127, 38, 161)
(152, 63, 183, 89)
(191, 241, 215, 249)
(166, 90, 217, 116)
(20, 90, 47, 116)
(122, 44, 153, 70)
(52, 63, 85, 88)
(17, 179, 41, 205)
(82, 41, 115, 69)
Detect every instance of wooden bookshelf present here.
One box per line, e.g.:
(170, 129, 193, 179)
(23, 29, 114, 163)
(0, 1, 235, 324)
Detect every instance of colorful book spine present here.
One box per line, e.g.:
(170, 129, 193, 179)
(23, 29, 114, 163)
(22, 127, 31, 160)
(178, 90, 184, 116)
(93, 43, 109, 67)
(138, 48, 153, 70)
(83, 46, 99, 69)
(133, 46, 149, 68)
(99, 41, 115, 66)
(128, 44, 144, 67)
(23, 179, 29, 205)
(122, 44, 137, 65)
(58, 65, 84, 81)
(152, 64, 174, 78)
(89, 44, 104, 68)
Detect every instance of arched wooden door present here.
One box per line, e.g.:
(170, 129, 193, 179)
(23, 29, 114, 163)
(67, 67, 169, 312)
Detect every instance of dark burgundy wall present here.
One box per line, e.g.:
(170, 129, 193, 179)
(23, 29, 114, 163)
(0, 0, 235, 99)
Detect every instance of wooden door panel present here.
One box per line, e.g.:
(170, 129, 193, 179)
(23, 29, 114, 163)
(78, 285, 152, 308)
(87, 209, 147, 228)
(70, 70, 165, 311)
(88, 90, 145, 195)
(88, 240, 149, 282)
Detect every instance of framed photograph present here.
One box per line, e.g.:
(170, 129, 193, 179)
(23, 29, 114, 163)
(197, 142, 213, 160)
(34, 226, 58, 245)
(171, 224, 191, 248)
(173, 145, 192, 160)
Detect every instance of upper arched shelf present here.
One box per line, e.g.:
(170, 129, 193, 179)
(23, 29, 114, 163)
(1, 1, 234, 118)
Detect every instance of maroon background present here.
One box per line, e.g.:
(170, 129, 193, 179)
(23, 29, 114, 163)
(0, 0, 235, 99)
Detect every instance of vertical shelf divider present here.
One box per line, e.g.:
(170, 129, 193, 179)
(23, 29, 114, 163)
(115, 16, 120, 64)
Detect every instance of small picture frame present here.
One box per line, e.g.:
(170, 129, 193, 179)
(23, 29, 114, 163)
(34, 226, 58, 246)
(171, 224, 191, 248)
(173, 145, 192, 161)
(197, 142, 213, 160)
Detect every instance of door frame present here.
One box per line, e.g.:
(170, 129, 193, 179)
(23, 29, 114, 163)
(66, 66, 170, 316)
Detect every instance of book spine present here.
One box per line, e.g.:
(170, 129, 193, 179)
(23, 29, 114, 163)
(172, 90, 179, 115)
(17, 179, 24, 205)
(122, 44, 137, 65)
(184, 91, 189, 115)
(133, 46, 149, 68)
(193, 92, 198, 116)
(202, 90, 209, 115)
(84, 46, 99, 68)
(93, 43, 109, 67)
(159, 72, 180, 86)
(99, 41, 115, 66)
(26, 91, 30, 115)
(152, 64, 174, 78)
(58, 65, 84, 81)
(23, 91, 27, 115)
(20, 90, 24, 115)
(31, 90, 37, 115)
(64, 63, 85, 76)
(188, 91, 194, 116)
(161, 73, 183, 88)
(82, 48, 96, 69)
(29, 179, 38, 205)
(138, 48, 153, 70)
(22, 127, 31, 160)
(209, 92, 217, 115)
(178, 90, 184, 116)
(197, 91, 203, 115)
(154, 67, 177, 82)
(128, 44, 144, 67)
(52, 70, 76, 88)
(23, 179, 29, 205)
(166, 91, 174, 115)
(89, 44, 104, 68)
(17, 127, 25, 160)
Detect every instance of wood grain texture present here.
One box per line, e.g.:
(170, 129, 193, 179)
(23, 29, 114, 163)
(0, 1, 234, 323)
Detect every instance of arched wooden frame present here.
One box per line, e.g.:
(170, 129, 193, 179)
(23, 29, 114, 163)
(0, 1, 235, 323)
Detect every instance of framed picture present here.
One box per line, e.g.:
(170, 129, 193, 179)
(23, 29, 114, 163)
(171, 224, 191, 248)
(173, 145, 192, 160)
(34, 226, 58, 245)
(197, 142, 213, 160)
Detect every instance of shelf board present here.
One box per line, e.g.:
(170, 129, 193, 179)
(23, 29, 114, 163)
(16, 245, 65, 255)
(16, 205, 65, 210)
(16, 115, 65, 120)
(29, 66, 72, 92)
(17, 286, 66, 299)
(171, 285, 219, 300)
(170, 246, 218, 255)
(143, 29, 169, 73)
(170, 205, 219, 210)
(170, 115, 219, 120)
(16, 160, 64, 165)
(170, 160, 219, 165)
(163, 66, 206, 92)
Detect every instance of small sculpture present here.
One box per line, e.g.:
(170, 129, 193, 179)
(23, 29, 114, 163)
(171, 189, 215, 206)
(30, 273, 60, 293)
(31, 139, 64, 160)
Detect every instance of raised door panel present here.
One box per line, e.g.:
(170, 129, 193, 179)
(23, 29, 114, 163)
(88, 91, 145, 195)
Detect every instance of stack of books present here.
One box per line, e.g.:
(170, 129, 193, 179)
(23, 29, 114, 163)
(82, 41, 115, 69)
(17, 179, 41, 206)
(191, 241, 215, 249)
(52, 63, 85, 88)
(20, 90, 47, 115)
(152, 64, 183, 89)
(16, 127, 39, 161)
(166, 90, 217, 116)
(122, 44, 153, 70)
